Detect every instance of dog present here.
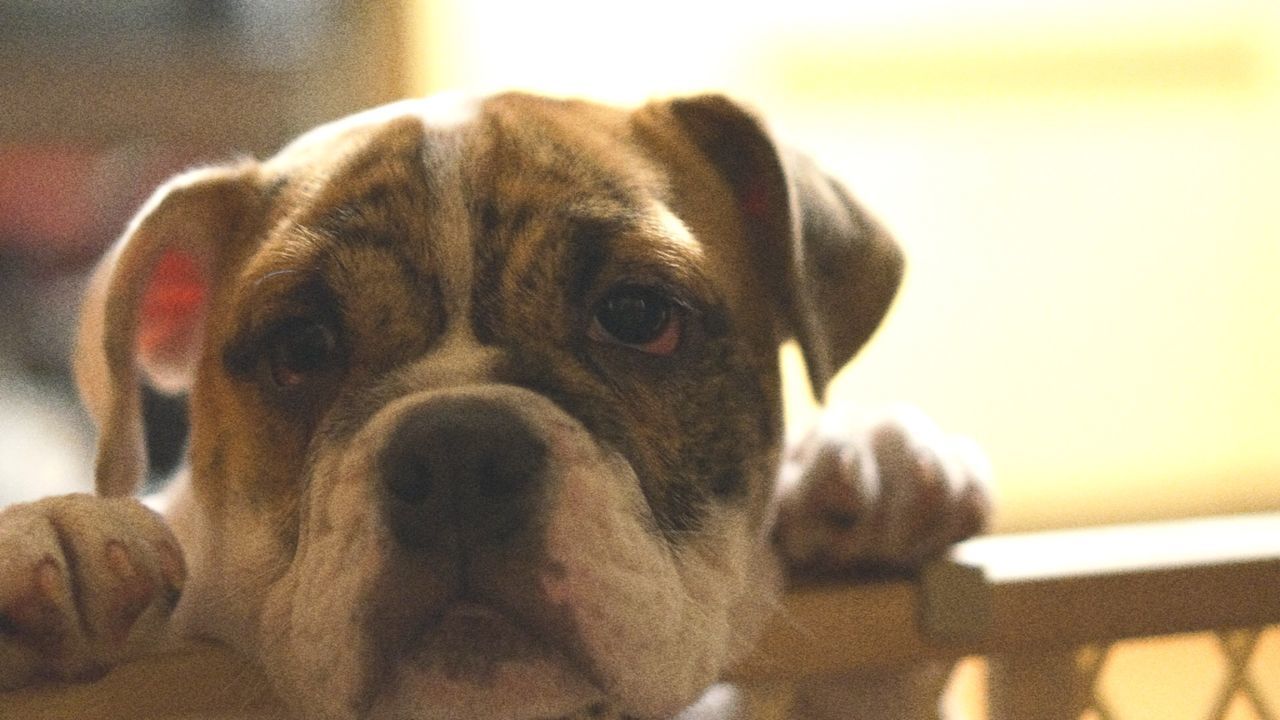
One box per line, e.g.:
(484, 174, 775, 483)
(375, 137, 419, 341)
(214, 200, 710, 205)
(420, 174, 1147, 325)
(0, 92, 989, 719)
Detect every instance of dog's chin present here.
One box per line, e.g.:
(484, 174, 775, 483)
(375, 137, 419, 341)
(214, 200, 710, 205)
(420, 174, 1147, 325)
(359, 603, 603, 720)
(365, 605, 602, 720)
(372, 661, 602, 720)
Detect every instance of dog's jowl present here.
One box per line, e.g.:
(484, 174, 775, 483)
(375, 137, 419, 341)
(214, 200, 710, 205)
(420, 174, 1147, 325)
(0, 93, 989, 719)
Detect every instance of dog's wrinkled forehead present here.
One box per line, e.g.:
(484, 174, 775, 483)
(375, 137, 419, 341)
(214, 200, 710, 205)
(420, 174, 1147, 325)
(250, 95, 680, 343)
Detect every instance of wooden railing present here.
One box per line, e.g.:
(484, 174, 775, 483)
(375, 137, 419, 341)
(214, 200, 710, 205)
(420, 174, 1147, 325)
(4, 512, 1278, 720)
(733, 512, 1280, 719)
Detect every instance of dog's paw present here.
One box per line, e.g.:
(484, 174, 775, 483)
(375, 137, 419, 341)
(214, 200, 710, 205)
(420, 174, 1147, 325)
(773, 404, 992, 576)
(0, 494, 185, 690)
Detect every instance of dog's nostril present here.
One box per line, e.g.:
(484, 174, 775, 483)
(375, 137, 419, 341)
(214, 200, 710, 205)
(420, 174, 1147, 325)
(379, 396, 548, 546)
(386, 459, 435, 505)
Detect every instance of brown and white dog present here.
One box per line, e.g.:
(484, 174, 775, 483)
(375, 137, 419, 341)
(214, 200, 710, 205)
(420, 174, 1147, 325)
(0, 93, 988, 719)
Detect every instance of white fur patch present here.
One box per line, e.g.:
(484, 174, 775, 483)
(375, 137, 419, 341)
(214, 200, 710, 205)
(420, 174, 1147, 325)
(374, 652, 601, 720)
(418, 91, 482, 131)
(406, 92, 483, 339)
(535, 400, 772, 717)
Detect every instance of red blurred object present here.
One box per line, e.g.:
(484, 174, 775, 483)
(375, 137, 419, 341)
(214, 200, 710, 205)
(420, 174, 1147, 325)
(0, 143, 196, 268)
(0, 145, 101, 262)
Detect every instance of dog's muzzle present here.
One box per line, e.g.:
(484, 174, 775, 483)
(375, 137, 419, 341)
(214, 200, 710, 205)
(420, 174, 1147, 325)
(379, 395, 550, 550)
(261, 383, 769, 719)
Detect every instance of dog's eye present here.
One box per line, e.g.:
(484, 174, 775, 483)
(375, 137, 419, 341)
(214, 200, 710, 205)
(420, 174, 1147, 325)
(265, 318, 339, 389)
(589, 285, 682, 355)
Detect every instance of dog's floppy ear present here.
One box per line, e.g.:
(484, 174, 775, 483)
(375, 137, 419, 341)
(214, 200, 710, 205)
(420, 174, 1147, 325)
(75, 163, 257, 497)
(664, 95, 904, 399)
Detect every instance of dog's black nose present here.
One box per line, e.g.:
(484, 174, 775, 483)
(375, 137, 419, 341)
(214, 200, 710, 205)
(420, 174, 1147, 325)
(379, 396, 547, 548)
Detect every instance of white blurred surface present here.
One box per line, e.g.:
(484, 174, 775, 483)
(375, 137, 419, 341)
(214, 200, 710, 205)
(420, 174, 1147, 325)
(0, 355, 93, 507)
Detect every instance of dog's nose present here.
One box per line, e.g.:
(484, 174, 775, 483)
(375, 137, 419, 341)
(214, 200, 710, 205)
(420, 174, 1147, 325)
(379, 396, 548, 548)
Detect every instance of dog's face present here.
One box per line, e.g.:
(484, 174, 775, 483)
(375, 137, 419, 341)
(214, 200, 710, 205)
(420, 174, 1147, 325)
(74, 93, 902, 719)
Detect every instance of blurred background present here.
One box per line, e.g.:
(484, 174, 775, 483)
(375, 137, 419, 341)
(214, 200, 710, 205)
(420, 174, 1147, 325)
(0, 0, 1277, 716)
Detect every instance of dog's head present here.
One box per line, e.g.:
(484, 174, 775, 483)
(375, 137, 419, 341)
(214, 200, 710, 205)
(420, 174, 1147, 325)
(74, 93, 901, 719)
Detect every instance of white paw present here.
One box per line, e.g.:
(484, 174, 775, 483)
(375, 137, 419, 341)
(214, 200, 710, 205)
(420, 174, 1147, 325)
(773, 405, 992, 576)
(0, 494, 184, 689)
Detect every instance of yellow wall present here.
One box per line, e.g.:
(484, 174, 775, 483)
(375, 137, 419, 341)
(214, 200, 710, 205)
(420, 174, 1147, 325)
(405, 0, 1280, 532)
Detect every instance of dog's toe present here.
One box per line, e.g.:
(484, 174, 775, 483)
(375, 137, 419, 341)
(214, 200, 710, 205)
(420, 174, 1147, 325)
(0, 494, 184, 689)
(773, 404, 992, 576)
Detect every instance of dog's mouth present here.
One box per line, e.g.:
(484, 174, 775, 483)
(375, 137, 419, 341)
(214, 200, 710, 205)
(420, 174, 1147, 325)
(406, 597, 597, 686)
(361, 591, 608, 720)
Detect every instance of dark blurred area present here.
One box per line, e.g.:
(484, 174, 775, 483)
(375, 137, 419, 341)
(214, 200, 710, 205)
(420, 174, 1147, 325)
(0, 0, 408, 502)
